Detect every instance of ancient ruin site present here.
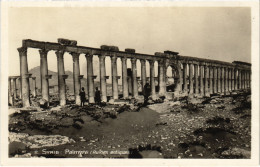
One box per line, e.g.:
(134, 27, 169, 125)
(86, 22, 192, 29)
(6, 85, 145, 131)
(8, 38, 251, 159)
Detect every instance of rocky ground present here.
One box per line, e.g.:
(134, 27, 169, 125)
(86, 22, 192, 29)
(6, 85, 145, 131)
(8, 90, 251, 158)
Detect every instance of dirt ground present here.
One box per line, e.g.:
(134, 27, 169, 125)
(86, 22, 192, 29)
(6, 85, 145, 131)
(8, 90, 251, 158)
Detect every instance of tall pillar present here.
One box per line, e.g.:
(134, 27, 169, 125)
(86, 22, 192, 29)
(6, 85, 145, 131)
(246, 71, 249, 88)
(204, 65, 209, 96)
(221, 67, 225, 93)
(140, 59, 147, 92)
(86, 54, 95, 103)
(199, 65, 204, 96)
(39, 49, 50, 105)
(121, 57, 128, 99)
(158, 60, 166, 96)
(188, 63, 194, 95)
(249, 71, 251, 88)
(183, 63, 188, 94)
(56, 50, 67, 106)
(231, 68, 234, 91)
(209, 66, 213, 94)
(32, 77, 37, 97)
(18, 47, 30, 107)
(12, 78, 17, 98)
(228, 68, 232, 91)
(111, 55, 119, 100)
(99, 54, 107, 102)
(149, 60, 156, 99)
(238, 69, 242, 89)
(224, 67, 229, 94)
(131, 58, 138, 98)
(217, 67, 221, 93)
(234, 69, 238, 90)
(213, 66, 217, 94)
(71, 52, 81, 105)
(8, 78, 13, 105)
(194, 64, 199, 95)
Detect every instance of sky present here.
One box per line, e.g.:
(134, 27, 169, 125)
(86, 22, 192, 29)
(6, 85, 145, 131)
(8, 7, 251, 82)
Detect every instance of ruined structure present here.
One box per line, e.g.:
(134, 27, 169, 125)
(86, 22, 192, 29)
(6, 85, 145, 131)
(9, 39, 251, 107)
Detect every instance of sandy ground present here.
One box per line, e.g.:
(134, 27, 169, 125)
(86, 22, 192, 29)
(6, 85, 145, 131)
(8, 90, 251, 158)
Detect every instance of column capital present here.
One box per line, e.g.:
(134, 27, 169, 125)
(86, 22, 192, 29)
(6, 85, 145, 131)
(85, 54, 93, 60)
(17, 47, 27, 54)
(121, 56, 127, 61)
(110, 55, 117, 61)
(55, 50, 65, 58)
(131, 58, 137, 63)
(99, 54, 106, 59)
(71, 52, 80, 62)
(140, 59, 146, 64)
(39, 49, 49, 56)
(148, 59, 155, 65)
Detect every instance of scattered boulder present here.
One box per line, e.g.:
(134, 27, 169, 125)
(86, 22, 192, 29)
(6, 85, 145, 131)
(221, 148, 250, 158)
(39, 99, 48, 109)
(9, 141, 27, 155)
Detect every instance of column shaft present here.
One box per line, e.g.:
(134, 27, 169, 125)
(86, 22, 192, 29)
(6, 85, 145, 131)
(194, 64, 199, 95)
(189, 63, 194, 95)
(199, 65, 204, 96)
(150, 60, 156, 99)
(131, 58, 138, 98)
(18, 47, 30, 107)
(234, 69, 238, 90)
(141, 59, 147, 93)
(12, 78, 17, 98)
(213, 66, 217, 93)
(86, 54, 95, 103)
(56, 50, 66, 106)
(221, 67, 225, 93)
(183, 63, 188, 94)
(217, 67, 221, 93)
(231, 68, 234, 91)
(8, 78, 13, 105)
(204, 65, 209, 96)
(32, 78, 37, 97)
(158, 60, 166, 96)
(111, 55, 119, 100)
(40, 49, 50, 105)
(224, 67, 228, 94)
(72, 52, 81, 105)
(209, 66, 213, 94)
(121, 57, 128, 99)
(100, 54, 107, 102)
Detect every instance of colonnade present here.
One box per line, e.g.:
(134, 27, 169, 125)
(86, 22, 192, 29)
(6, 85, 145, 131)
(13, 39, 251, 107)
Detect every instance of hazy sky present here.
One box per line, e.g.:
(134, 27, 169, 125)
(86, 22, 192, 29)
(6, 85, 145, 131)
(8, 7, 251, 80)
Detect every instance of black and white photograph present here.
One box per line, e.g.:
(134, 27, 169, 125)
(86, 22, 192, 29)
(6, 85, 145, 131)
(1, 1, 259, 166)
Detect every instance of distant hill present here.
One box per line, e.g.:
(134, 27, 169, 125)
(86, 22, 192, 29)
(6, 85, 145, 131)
(28, 66, 116, 95)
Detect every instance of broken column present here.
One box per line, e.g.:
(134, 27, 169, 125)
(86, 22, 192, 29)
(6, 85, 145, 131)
(100, 54, 107, 102)
(39, 49, 51, 105)
(56, 50, 67, 106)
(18, 47, 30, 107)
(140, 59, 147, 92)
(121, 56, 128, 99)
(31, 77, 37, 97)
(131, 58, 138, 98)
(111, 54, 119, 100)
(86, 54, 95, 103)
(71, 52, 81, 105)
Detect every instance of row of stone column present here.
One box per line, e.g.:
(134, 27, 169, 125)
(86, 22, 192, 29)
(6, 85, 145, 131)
(8, 76, 36, 106)
(178, 63, 251, 97)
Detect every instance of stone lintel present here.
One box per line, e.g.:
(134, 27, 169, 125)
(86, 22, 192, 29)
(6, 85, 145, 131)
(155, 52, 166, 57)
(100, 45, 119, 51)
(9, 76, 20, 79)
(125, 48, 135, 53)
(164, 50, 179, 55)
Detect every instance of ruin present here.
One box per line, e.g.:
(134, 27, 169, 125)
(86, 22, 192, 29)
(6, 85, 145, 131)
(9, 39, 251, 107)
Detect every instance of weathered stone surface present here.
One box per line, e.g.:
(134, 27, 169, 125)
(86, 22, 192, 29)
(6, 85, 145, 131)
(221, 147, 250, 158)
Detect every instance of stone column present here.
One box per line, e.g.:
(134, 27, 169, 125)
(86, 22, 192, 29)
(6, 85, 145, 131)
(221, 67, 225, 93)
(158, 60, 166, 96)
(199, 65, 204, 96)
(12, 78, 17, 98)
(217, 67, 221, 93)
(56, 50, 67, 106)
(245, 71, 249, 88)
(149, 60, 156, 99)
(131, 58, 138, 98)
(189, 63, 194, 95)
(228, 68, 232, 91)
(204, 65, 209, 96)
(238, 69, 241, 89)
(18, 47, 30, 107)
(224, 67, 229, 94)
(71, 52, 81, 105)
(99, 54, 107, 102)
(231, 68, 234, 91)
(121, 56, 128, 99)
(86, 54, 95, 103)
(183, 63, 188, 94)
(249, 71, 251, 88)
(39, 49, 50, 105)
(213, 66, 217, 94)
(140, 59, 147, 92)
(194, 64, 199, 96)
(209, 66, 213, 94)
(111, 55, 119, 100)
(8, 78, 13, 105)
(32, 77, 37, 97)
(234, 69, 237, 90)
